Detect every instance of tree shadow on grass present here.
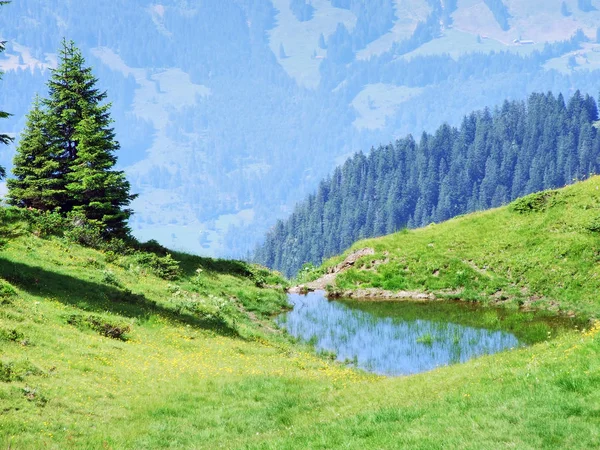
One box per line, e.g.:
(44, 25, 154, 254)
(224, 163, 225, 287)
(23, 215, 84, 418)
(0, 258, 240, 338)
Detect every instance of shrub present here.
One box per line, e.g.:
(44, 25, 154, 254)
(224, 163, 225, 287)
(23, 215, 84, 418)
(63, 213, 104, 248)
(586, 216, 600, 232)
(66, 314, 131, 341)
(0, 279, 16, 304)
(101, 270, 121, 287)
(511, 190, 561, 214)
(0, 360, 44, 383)
(102, 238, 131, 254)
(22, 385, 48, 406)
(136, 239, 168, 256)
(133, 252, 182, 280)
(24, 209, 66, 237)
(0, 327, 24, 343)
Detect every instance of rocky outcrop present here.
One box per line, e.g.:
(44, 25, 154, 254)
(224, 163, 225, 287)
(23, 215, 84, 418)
(288, 247, 434, 302)
(289, 248, 375, 293)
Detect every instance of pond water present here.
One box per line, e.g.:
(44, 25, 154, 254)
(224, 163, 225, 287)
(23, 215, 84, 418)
(279, 291, 570, 376)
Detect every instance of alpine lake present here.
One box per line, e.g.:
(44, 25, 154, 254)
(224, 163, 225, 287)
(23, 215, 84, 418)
(279, 291, 582, 376)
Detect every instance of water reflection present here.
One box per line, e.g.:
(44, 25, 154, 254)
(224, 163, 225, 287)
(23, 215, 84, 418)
(280, 291, 522, 376)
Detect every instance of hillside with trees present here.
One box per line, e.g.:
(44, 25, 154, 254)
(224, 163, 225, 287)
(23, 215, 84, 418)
(3, 1, 600, 257)
(256, 91, 600, 276)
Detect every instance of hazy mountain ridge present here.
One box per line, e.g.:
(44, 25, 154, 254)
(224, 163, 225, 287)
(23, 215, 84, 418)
(256, 90, 600, 275)
(2, 0, 600, 257)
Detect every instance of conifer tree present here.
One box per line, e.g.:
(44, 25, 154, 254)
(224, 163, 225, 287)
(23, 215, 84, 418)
(66, 111, 135, 236)
(7, 96, 62, 209)
(8, 39, 136, 236)
(0, 4, 13, 179)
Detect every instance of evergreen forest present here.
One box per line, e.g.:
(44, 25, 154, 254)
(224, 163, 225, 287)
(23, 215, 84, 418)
(256, 91, 600, 276)
(3, 1, 600, 256)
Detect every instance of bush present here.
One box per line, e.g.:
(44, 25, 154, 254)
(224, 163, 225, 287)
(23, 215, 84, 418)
(586, 216, 600, 232)
(66, 314, 131, 340)
(24, 209, 66, 237)
(511, 190, 561, 214)
(101, 270, 121, 287)
(172, 291, 233, 327)
(132, 252, 182, 280)
(135, 239, 168, 256)
(63, 213, 104, 248)
(0, 360, 44, 383)
(0, 327, 24, 343)
(102, 238, 131, 254)
(0, 279, 16, 304)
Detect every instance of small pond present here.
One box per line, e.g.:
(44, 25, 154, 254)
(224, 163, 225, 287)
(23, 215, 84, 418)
(279, 291, 579, 376)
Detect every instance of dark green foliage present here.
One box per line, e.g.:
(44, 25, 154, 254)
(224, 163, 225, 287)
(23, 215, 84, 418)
(24, 209, 67, 237)
(66, 313, 130, 340)
(0, 279, 17, 302)
(510, 191, 561, 214)
(65, 111, 136, 237)
(8, 39, 136, 238)
(0, 327, 24, 342)
(0, 360, 43, 383)
(7, 96, 63, 210)
(132, 252, 182, 280)
(257, 91, 600, 276)
(586, 216, 600, 232)
(135, 239, 169, 256)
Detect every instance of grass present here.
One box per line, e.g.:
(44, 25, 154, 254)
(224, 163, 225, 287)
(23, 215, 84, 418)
(324, 177, 600, 318)
(2, 178, 600, 448)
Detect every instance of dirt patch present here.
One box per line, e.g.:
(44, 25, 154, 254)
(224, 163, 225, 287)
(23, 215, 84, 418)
(288, 248, 434, 301)
(288, 248, 375, 293)
(327, 247, 376, 274)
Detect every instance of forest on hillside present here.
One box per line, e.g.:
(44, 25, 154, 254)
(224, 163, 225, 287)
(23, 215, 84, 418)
(3, 1, 600, 257)
(256, 91, 600, 276)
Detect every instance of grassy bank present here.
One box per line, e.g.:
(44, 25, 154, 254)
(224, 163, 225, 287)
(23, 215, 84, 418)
(2, 177, 600, 448)
(320, 176, 600, 318)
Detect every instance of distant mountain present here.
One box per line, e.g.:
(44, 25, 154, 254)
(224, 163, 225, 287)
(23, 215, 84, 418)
(256, 91, 600, 276)
(2, 0, 600, 258)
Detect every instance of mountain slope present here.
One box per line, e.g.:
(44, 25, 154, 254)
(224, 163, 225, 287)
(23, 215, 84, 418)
(257, 90, 600, 276)
(309, 176, 600, 316)
(2, 184, 600, 448)
(2, 1, 600, 257)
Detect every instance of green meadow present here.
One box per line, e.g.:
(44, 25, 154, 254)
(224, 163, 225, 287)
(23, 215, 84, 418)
(2, 178, 600, 448)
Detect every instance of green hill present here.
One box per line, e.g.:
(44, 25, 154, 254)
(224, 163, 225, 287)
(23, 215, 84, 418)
(2, 177, 600, 448)
(4, 0, 600, 258)
(315, 176, 600, 317)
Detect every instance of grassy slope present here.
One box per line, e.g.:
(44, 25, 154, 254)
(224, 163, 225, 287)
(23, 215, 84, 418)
(1, 178, 600, 448)
(327, 176, 600, 317)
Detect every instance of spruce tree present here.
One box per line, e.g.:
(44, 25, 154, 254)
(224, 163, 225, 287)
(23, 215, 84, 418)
(7, 96, 62, 210)
(66, 111, 135, 236)
(9, 39, 136, 236)
(0, 5, 13, 178)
